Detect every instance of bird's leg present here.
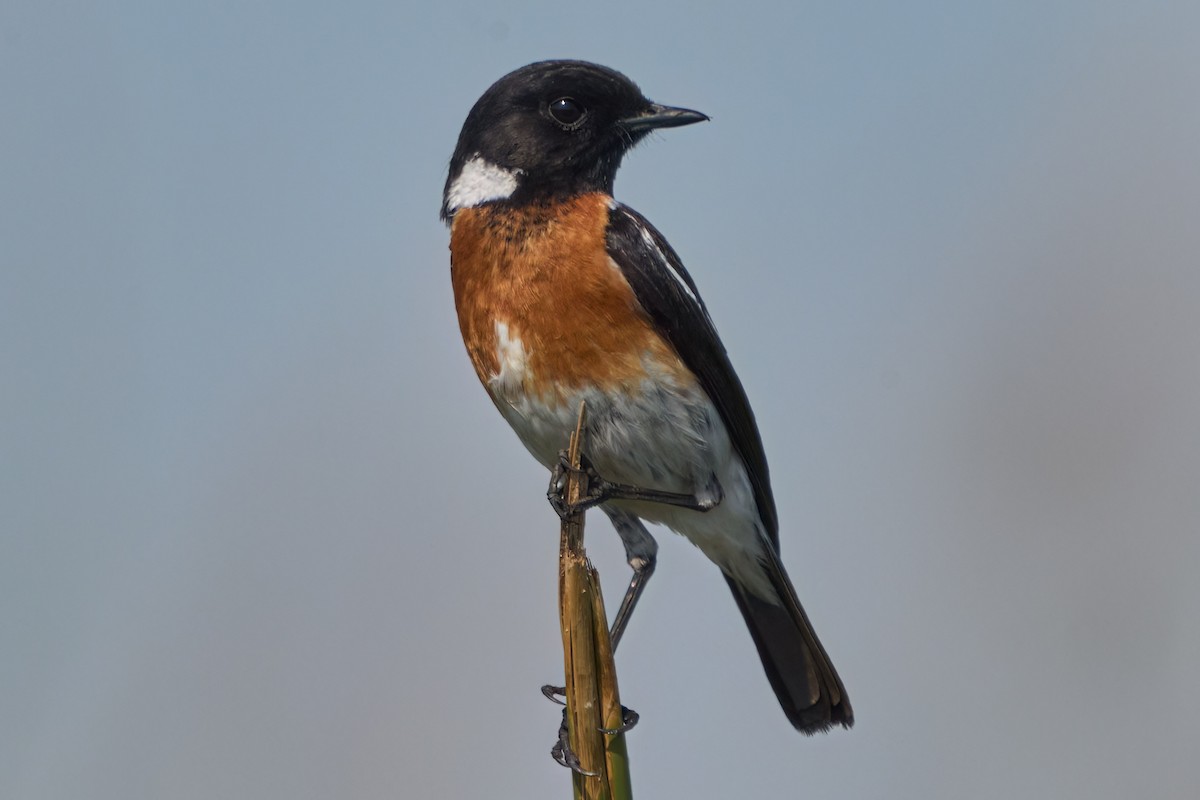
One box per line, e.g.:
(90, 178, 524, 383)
(540, 509, 656, 697)
(547, 451, 724, 519)
(541, 511, 654, 767)
(602, 507, 658, 652)
(544, 461, 715, 769)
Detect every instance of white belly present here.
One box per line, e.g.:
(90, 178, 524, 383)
(489, 367, 775, 599)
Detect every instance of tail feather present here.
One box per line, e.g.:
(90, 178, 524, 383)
(725, 549, 853, 733)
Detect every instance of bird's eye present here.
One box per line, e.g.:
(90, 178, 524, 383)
(548, 97, 586, 128)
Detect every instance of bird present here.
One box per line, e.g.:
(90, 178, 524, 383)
(441, 60, 852, 734)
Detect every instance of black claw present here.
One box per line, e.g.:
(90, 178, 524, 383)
(541, 684, 567, 705)
(551, 710, 599, 775)
(599, 705, 640, 735)
(550, 741, 567, 768)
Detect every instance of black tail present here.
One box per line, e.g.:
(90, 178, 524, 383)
(725, 548, 853, 733)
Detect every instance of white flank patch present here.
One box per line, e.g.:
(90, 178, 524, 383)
(491, 320, 531, 396)
(444, 156, 521, 214)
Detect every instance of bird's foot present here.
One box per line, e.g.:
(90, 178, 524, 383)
(543, 685, 639, 770)
(547, 452, 724, 518)
(546, 452, 607, 519)
(550, 709, 597, 775)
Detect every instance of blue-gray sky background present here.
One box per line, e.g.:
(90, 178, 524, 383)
(4, 2, 1198, 798)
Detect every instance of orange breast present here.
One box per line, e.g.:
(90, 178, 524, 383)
(450, 193, 690, 404)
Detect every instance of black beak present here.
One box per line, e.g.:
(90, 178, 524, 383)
(619, 102, 710, 132)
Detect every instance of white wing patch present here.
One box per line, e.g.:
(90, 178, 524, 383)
(639, 224, 700, 305)
(445, 156, 521, 214)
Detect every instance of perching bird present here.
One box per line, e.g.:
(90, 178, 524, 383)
(442, 60, 852, 734)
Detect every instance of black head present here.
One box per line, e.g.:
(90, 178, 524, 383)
(441, 60, 707, 221)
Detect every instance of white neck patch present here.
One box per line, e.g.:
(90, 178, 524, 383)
(444, 156, 521, 215)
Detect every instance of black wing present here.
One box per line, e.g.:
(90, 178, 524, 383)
(605, 202, 779, 545)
